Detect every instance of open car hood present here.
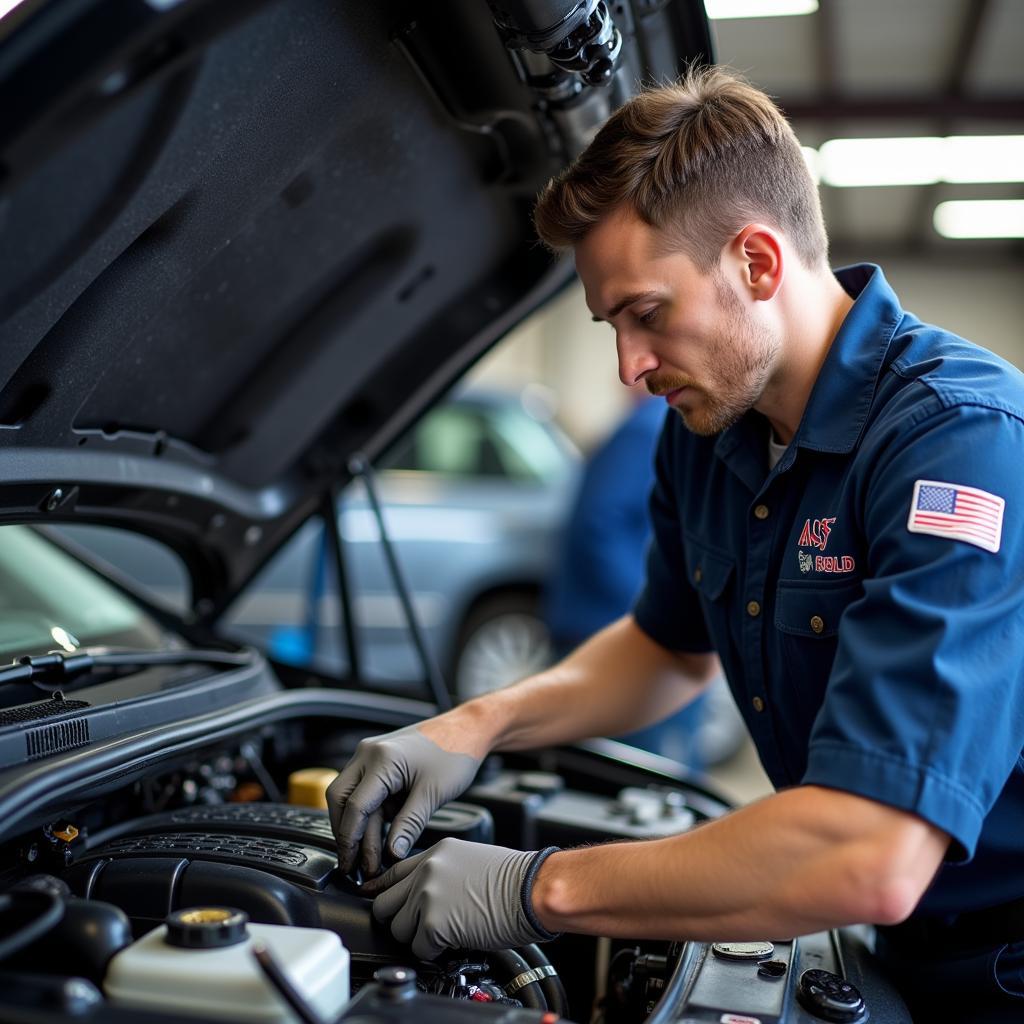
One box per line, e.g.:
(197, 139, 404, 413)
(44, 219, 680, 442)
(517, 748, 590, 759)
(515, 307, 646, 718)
(0, 0, 711, 615)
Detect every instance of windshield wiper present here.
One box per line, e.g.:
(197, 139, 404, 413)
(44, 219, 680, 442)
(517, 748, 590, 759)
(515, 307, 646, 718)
(0, 648, 259, 691)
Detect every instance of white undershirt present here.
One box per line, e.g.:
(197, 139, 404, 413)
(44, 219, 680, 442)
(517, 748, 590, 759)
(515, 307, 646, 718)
(768, 433, 787, 470)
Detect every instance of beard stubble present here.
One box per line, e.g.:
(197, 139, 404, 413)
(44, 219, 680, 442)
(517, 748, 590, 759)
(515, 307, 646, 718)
(646, 274, 779, 436)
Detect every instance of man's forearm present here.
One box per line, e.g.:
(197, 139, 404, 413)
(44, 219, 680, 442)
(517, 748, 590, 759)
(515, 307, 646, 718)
(453, 616, 716, 754)
(530, 785, 949, 942)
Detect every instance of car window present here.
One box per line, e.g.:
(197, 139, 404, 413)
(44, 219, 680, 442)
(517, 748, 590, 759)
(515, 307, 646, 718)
(486, 404, 572, 482)
(50, 524, 191, 615)
(221, 519, 352, 677)
(383, 398, 572, 483)
(384, 405, 504, 478)
(0, 525, 168, 658)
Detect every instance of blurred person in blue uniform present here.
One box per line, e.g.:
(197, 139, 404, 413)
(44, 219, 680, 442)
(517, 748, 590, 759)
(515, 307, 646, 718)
(544, 391, 711, 767)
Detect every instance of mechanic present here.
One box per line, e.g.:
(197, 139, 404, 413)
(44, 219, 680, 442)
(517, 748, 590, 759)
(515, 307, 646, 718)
(329, 67, 1024, 1021)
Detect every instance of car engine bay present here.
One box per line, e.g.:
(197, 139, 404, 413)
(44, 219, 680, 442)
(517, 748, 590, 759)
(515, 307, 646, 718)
(0, 656, 913, 1024)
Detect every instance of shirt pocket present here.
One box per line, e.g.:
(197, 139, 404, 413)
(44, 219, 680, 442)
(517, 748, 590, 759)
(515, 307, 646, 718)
(774, 577, 864, 737)
(683, 534, 736, 650)
(684, 534, 735, 601)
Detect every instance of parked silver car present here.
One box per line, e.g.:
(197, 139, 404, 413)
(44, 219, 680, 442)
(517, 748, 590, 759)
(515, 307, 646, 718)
(56, 388, 579, 703)
(229, 386, 579, 699)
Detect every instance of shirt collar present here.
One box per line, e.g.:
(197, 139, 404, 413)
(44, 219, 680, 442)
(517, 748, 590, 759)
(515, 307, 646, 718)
(795, 263, 904, 453)
(715, 262, 904, 470)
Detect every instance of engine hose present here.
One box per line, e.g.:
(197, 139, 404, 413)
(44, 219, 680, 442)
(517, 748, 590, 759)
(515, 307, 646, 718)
(489, 947, 548, 1011)
(0, 891, 65, 961)
(517, 943, 569, 1018)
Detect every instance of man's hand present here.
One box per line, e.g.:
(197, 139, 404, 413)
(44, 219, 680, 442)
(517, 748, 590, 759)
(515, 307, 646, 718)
(326, 618, 712, 877)
(327, 725, 484, 876)
(361, 837, 558, 960)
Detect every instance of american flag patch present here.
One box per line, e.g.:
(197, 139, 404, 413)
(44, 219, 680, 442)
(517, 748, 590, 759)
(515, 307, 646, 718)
(907, 479, 1005, 553)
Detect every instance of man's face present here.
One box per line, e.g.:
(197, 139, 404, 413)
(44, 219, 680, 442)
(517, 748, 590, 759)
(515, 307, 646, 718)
(575, 205, 781, 436)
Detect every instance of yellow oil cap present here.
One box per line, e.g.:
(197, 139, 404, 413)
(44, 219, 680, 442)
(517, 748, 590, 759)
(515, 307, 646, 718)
(287, 767, 339, 809)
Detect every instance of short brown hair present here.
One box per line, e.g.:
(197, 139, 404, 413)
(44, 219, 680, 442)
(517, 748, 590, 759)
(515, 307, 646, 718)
(533, 65, 828, 271)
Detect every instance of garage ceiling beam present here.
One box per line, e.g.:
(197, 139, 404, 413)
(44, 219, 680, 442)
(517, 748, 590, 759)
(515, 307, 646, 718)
(944, 0, 992, 95)
(813, 0, 839, 101)
(779, 95, 1024, 122)
(908, 0, 993, 246)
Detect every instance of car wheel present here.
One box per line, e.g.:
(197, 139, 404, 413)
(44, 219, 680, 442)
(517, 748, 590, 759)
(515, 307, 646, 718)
(453, 593, 552, 703)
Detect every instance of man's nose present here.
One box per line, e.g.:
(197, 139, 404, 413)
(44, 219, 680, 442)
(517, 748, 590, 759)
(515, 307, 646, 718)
(616, 331, 658, 387)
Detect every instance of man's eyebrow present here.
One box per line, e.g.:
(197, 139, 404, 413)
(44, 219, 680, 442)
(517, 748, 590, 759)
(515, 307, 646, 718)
(590, 290, 660, 323)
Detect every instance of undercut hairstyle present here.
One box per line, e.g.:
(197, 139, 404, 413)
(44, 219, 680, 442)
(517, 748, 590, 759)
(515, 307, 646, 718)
(533, 65, 828, 272)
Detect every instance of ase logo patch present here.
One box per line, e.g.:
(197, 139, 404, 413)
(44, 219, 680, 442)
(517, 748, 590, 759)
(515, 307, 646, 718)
(796, 515, 856, 575)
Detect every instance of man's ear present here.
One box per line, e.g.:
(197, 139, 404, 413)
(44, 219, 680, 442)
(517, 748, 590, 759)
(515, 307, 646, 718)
(727, 224, 784, 301)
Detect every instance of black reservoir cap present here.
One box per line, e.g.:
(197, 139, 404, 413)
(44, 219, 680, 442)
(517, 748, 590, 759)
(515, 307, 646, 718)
(165, 907, 249, 949)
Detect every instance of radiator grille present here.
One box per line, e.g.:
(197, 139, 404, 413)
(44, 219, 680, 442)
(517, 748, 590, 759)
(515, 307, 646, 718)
(25, 718, 90, 759)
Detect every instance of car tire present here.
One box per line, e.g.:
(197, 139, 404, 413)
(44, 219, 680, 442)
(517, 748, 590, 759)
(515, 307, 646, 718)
(452, 592, 553, 703)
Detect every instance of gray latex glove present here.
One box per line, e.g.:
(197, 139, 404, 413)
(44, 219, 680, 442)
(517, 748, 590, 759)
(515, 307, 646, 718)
(361, 837, 560, 960)
(327, 725, 483, 876)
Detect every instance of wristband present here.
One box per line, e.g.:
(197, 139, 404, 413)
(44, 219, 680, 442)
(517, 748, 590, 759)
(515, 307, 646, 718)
(520, 846, 562, 941)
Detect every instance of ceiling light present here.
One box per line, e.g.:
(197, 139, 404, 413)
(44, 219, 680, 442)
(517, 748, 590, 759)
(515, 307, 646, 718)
(704, 0, 818, 19)
(818, 138, 943, 187)
(817, 136, 1024, 187)
(801, 146, 821, 184)
(942, 136, 1024, 183)
(933, 200, 1024, 239)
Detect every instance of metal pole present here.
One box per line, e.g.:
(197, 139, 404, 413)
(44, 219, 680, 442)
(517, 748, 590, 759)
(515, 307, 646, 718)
(348, 454, 452, 711)
(319, 487, 362, 683)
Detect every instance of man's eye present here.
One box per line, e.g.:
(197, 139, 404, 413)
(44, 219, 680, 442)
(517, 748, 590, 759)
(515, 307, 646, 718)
(638, 307, 659, 325)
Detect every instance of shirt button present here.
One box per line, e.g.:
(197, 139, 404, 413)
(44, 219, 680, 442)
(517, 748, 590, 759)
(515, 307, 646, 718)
(752, 696, 765, 712)
(754, 504, 770, 520)
(810, 615, 825, 634)
(746, 600, 761, 618)
(693, 567, 703, 584)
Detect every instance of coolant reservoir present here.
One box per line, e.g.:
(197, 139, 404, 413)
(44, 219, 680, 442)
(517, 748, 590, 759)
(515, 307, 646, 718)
(104, 908, 350, 1023)
(288, 767, 339, 809)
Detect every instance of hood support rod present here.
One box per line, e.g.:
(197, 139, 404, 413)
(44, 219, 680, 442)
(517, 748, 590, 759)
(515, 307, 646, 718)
(346, 455, 452, 712)
(319, 486, 362, 683)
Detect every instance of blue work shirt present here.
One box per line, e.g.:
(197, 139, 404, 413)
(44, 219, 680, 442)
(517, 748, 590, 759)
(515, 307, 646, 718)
(634, 263, 1024, 918)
